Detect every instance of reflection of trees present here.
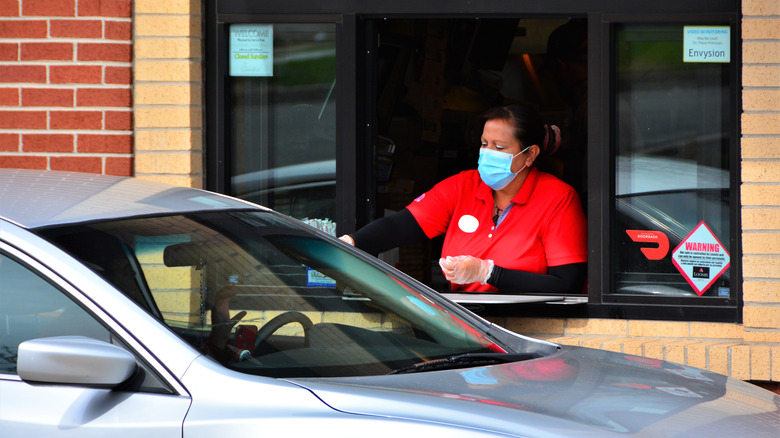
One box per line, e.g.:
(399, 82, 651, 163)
(0, 344, 17, 373)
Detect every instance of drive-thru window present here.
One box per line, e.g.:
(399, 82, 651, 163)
(205, 1, 740, 323)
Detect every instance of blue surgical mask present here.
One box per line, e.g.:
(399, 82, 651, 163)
(477, 147, 529, 190)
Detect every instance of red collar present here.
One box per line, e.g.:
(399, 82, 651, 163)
(476, 167, 540, 206)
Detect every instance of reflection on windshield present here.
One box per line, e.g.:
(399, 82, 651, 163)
(39, 210, 501, 378)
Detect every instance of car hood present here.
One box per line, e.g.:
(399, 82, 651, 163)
(289, 347, 780, 437)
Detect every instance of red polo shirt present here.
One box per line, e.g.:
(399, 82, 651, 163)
(406, 168, 587, 292)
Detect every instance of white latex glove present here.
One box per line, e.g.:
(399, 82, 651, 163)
(339, 234, 355, 246)
(438, 255, 494, 285)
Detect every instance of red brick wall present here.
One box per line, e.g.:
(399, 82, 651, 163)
(0, 0, 133, 175)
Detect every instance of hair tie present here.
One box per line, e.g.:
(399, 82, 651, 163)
(544, 124, 562, 154)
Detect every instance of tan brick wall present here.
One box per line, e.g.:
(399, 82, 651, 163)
(741, 0, 780, 350)
(495, 316, 780, 382)
(133, 0, 204, 188)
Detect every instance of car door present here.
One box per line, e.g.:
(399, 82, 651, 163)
(0, 243, 190, 437)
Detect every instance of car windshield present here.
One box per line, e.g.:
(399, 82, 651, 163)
(37, 210, 503, 378)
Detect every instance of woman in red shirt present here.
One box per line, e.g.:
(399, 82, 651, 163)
(341, 104, 587, 294)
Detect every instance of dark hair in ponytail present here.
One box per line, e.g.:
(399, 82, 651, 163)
(482, 103, 560, 154)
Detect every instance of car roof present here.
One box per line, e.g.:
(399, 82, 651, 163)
(0, 169, 260, 229)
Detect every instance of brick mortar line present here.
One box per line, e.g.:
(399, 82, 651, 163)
(132, 83, 203, 86)
(133, 82, 202, 85)
(0, 107, 131, 110)
(0, 39, 132, 43)
(0, 19, 133, 23)
(134, 36, 203, 40)
(134, 106, 203, 109)
(0, 62, 133, 66)
(0, 85, 132, 89)
(134, 14, 203, 18)
(133, 127, 203, 131)
(741, 205, 780, 209)
(0, 128, 132, 132)
(0, 40, 133, 45)
(135, 173, 206, 178)
(134, 11, 202, 15)
(133, 59, 202, 62)
(134, 150, 201, 154)
(0, 153, 133, 157)
(0, 60, 133, 67)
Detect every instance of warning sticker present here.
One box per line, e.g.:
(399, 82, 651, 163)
(671, 221, 730, 296)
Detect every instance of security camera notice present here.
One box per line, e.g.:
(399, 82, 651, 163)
(671, 221, 730, 296)
(683, 26, 730, 63)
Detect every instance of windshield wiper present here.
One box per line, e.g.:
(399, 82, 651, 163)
(389, 352, 539, 375)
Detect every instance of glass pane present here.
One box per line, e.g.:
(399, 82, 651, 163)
(42, 212, 502, 378)
(229, 24, 337, 229)
(0, 253, 109, 374)
(612, 24, 732, 298)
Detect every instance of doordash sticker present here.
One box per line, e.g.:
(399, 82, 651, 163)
(626, 230, 669, 260)
(671, 221, 730, 296)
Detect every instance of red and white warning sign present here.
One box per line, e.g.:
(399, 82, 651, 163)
(671, 221, 730, 296)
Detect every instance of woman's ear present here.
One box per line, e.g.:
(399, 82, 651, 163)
(524, 144, 542, 167)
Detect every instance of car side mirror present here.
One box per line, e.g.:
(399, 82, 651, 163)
(17, 336, 137, 388)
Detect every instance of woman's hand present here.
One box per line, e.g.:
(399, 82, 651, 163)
(439, 255, 494, 285)
(203, 283, 246, 361)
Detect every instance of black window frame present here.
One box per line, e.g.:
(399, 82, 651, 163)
(205, 0, 741, 323)
(586, 13, 742, 322)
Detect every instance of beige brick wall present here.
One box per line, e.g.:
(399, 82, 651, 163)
(493, 316, 780, 382)
(133, 0, 204, 188)
(742, 0, 780, 344)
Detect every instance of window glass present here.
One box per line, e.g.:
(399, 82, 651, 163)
(612, 24, 732, 299)
(41, 211, 504, 378)
(0, 253, 109, 375)
(229, 23, 337, 228)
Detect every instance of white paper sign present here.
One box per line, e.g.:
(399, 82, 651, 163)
(671, 221, 730, 296)
(683, 26, 730, 63)
(230, 24, 273, 77)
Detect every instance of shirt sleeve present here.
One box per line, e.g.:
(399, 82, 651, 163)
(405, 173, 463, 239)
(487, 262, 587, 294)
(350, 208, 427, 255)
(542, 189, 588, 267)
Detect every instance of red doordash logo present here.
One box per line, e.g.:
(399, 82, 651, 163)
(625, 230, 670, 260)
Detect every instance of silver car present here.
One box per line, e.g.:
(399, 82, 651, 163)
(0, 169, 777, 437)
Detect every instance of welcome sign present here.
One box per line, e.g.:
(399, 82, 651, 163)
(229, 24, 273, 76)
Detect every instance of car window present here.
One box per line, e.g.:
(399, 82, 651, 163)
(39, 211, 504, 378)
(0, 252, 110, 375)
